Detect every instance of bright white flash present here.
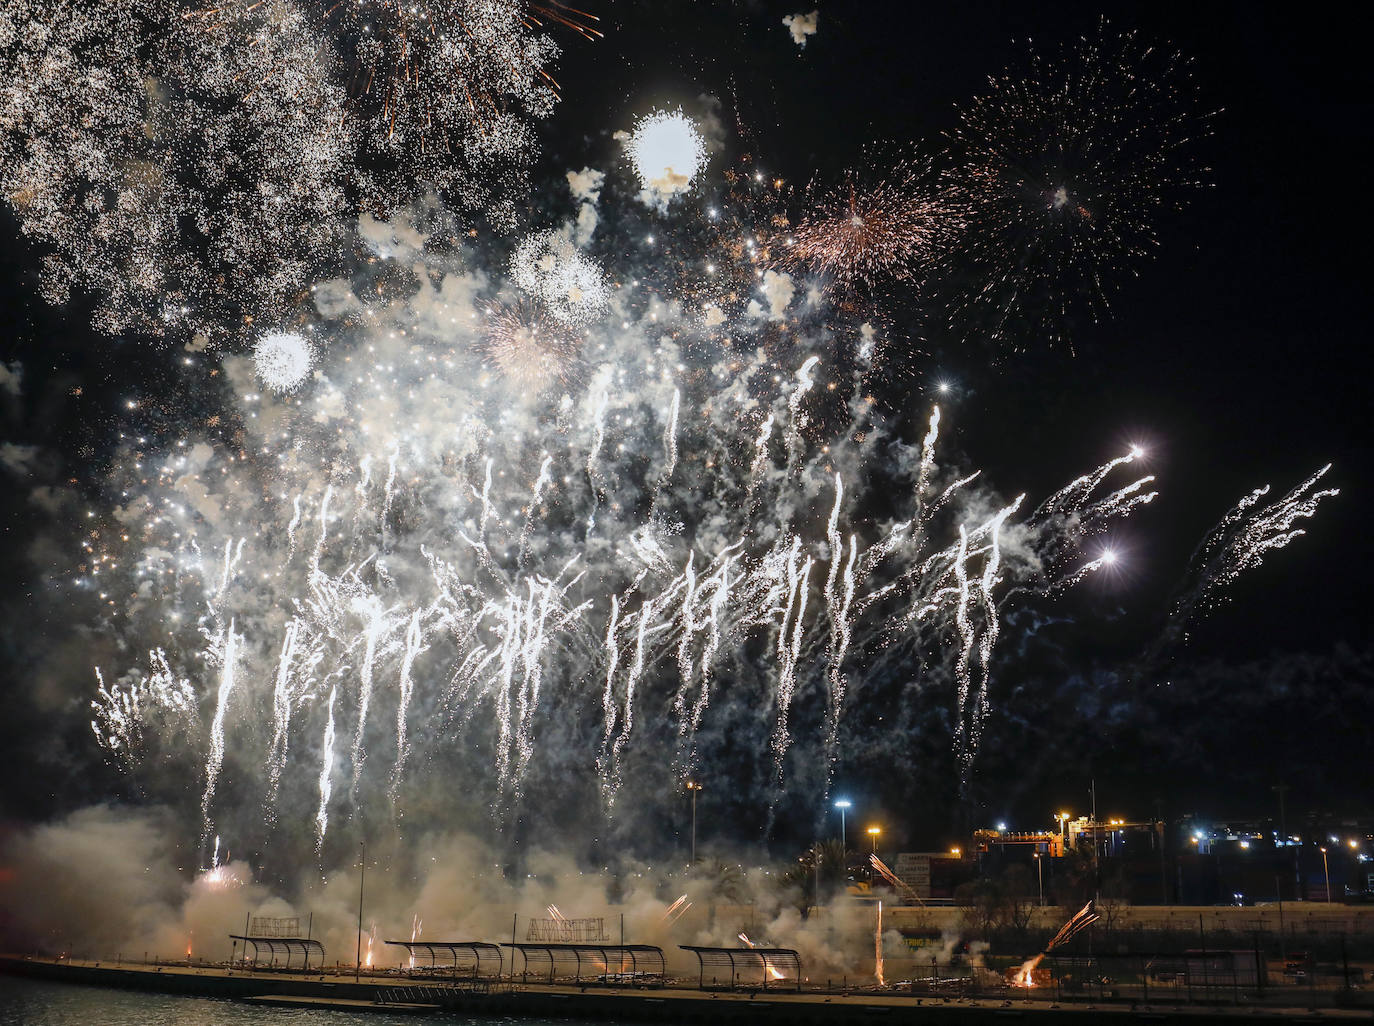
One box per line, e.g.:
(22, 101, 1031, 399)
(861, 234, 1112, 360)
(627, 109, 706, 201)
(1101, 549, 1118, 564)
(254, 332, 315, 394)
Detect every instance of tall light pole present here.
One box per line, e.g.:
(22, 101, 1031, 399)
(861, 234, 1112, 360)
(1034, 852, 1044, 907)
(834, 799, 852, 850)
(867, 826, 881, 854)
(355, 840, 365, 981)
(1320, 847, 1331, 903)
(686, 781, 703, 866)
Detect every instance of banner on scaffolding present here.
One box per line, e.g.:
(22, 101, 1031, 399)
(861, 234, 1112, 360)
(248, 916, 302, 938)
(525, 916, 610, 943)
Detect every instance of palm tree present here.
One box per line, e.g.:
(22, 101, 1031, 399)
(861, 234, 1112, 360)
(692, 857, 748, 931)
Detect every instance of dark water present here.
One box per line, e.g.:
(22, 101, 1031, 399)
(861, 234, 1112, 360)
(0, 975, 636, 1026)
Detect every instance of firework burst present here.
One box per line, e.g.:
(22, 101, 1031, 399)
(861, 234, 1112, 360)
(777, 157, 964, 291)
(510, 228, 612, 324)
(0, 0, 352, 338)
(626, 108, 707, 206)
(483, 301, 582, 390)
(254, 332, 317, 394)
(941, 23, 1211, 348)
(0, 0, 594, 339)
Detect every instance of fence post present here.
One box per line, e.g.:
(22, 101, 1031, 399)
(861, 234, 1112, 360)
(1197, 913, 1206, 1003)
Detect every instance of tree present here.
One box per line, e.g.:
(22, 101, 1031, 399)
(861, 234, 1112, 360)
(1097, 865, 1131, 933)
(1001, 864, 1039, 934)
(955, 877, 1005, 942)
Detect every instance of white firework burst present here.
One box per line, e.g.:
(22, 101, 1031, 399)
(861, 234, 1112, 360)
(253, 332, 316, 394)
(510, 229, 611, 325)
(626, 108, 707, 205)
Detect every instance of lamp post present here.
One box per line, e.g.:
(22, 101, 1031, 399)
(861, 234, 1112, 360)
(867, 826, 881, 854)
(1320, 847, 1331, 903)
(834, 799, 852, 850)
(1034, 852, 1045, 907)
(685, 782, 703, 866)
(355, 840, 365, 981)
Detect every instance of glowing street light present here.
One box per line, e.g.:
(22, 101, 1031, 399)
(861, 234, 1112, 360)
(1320, 846, 1331, 903)
(1034, 852, 1045, 907)
(834, 799, 852, 849)
(866, 825, 882, 853)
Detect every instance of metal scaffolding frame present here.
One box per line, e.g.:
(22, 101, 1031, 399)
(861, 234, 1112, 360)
(679, 944, 803, 992)
(502, 942, 665, 985)
(229, 935, 324, 971)
(383, 940, 503, 979)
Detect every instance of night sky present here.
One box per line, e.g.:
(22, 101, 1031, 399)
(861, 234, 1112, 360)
(0, 1, 1369, 859)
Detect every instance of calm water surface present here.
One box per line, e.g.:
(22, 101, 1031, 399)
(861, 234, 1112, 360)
(0, 975, 650, 1026)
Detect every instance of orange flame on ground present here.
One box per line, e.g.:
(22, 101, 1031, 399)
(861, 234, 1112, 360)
(1013, 953, 1044, 987)
(738, 932, 785, 980)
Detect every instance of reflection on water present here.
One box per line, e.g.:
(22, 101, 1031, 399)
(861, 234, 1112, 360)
(0, 976, 408, 1026)
(0, 975, 634, 1026)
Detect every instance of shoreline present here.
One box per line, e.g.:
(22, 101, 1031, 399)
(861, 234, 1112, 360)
(4, 955, 1372, 1023)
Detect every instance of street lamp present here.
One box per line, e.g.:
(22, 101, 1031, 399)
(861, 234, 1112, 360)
(1034, 852, 1045, 907)
(834, 799, 852, 850)
(685, 782, 703, 866)
(866, 826, 882, 854)
(1320, 846, 1331, 903)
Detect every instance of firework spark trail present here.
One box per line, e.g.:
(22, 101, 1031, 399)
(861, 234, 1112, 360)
(821, 475, 858, 771)
(785, 357, 820, 470)
(968, 509, 1008, 766)
(651, 388, 682, 519)
(350, 593, 401, 802)
(585, 390, 609, 533)
(596, 595, 622, 803)
(684, 555, 735, 768)
(1142, 464, 1338, 668)
(287, 494, 305, 555)
(310, 486, 334, 576)
(391, 609, 425, 801)
(382, 445, 401, 525)
(314, 686, 336, 851)
(477, 458, 496, 541)
(671, 554, 699, 736)
(771, 538, 813, 785)
(519, 455, 555, 567)
(200, 618, 240, 850)
(746, 412, 775, 510)
(91, 649, 195, 762)
(267, 619, 303, 809)
(514, 569, 589, 784)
